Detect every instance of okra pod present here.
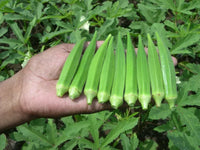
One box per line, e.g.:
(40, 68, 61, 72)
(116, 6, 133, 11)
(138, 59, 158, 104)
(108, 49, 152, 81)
(97, 36, 115, 103)
(124, 32, 138, 106)
(147, 33, 165, 107)
(56, 37, 86, 97)
(156, 32, 177, 108)
(69, 31, 97, 99)
(110, 33, 126, 109)
(137, 35, 151, 110)
(84, 34, 111, 104)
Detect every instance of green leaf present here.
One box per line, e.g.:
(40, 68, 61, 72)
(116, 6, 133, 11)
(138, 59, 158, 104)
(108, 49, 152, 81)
(130, 133, 139, 150)
(0, 134, 7, 150)
(0, 27, 8, 37)
(101, 117, 138, 148)
(179, 91, 200, 107)
(0, 0, 11, 9)
(186, 74, 200, 92)
(177, 107, 200, 145)
(0, 51, 9, 59)
(171, 34, 200, 54)
(186, 63, 200, 74)
(139, 139, 158, 150)
(62, 139, 77, 150)
(4, 13, 31, 21)
(16, 124, 53, 146)
(154, 122, 172, 133)
(41, 29, 72, 43)
(55, 121, 90, 147)
(24, 17, 37, 43)
(8, 21, 25, 43)
(148, 104, 171, 120)
(167, 131, 196, 150)
(120, 134, 130, 150)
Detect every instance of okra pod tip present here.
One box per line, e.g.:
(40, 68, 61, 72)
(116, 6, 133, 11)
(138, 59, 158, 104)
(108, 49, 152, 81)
(97, 92, 110, 103)
(139, 95, 151, 110)
(110, 95, 123, 109)
(56, 84, 68, 97)
(124, 94, 137, 106)
(84, 89, 97, 105)
(68, 87, 80, 99)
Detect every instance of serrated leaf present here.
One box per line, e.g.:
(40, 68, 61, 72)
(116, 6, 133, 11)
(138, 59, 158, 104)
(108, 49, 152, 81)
(0, 0, 11, 9)
(177, 107, 200, 144)
(171, 34, 200, 54)
(16, 124, 53, 146)
(154, 122, 172, 133)
(186, 63, 200, 74)
(0, 134, 7, 150)
(62, 139, 77, 150)
(139, 139, 158, 150)
(41, 29, 72, 43)
(8, 21, 25, 43)
(130, 133, 139, 150)
(186, 74, 200, 92)
(148, 104, 171, 120)
(101, 117, 138, 148)
(55, 121, 90, 146)
(179, 91, 200, 106)
(0, 27, 8, 37)
(167, 131, 196, 150)
(120, 134, 130, 150)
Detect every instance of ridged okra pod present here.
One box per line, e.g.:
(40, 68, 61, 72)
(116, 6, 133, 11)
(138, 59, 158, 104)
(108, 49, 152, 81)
(84, 34, 111, 104)
(147, 33, 165, 107)
(137, 35, 151, 110)
(69, 31, 97, 99)
(110, 33, 126, 109)
(97, 36, 115, 103)
(156, 32, 177, 108)
(56, 37, 86, 97)
(124, 32, 137, 106)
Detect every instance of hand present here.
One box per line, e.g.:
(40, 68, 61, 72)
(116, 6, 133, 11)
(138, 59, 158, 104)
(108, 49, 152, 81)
(19, 43, 111, 119)
(0, 42, 177, 131)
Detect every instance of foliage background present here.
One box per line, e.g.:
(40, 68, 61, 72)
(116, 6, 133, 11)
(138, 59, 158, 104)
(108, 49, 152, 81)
(0, 0, 200, 149)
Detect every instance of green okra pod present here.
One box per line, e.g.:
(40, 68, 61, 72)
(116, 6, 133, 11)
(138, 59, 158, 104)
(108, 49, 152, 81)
(69, 31, 97, 99)
(147, 33, 165, 107)
(137, 35, 151, 110)
(97, 36, 115, 103)
(156, 32, 177, 108)
(56, 37, 86, 97)
(84, 34, 111, 104)
(110, 33, 126, 109)
(124, 32, 138, 106)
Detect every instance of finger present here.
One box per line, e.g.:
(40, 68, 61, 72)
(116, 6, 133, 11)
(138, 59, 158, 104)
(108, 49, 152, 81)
(33, 80, 111, 118)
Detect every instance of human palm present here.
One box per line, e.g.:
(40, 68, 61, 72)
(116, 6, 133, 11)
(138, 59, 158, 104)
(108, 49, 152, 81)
(19, 43, 109, 119)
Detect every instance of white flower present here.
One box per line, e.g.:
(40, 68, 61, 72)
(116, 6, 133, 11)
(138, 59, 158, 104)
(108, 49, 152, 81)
(176, 76, 181, 84)
(79, 16, 90, 31)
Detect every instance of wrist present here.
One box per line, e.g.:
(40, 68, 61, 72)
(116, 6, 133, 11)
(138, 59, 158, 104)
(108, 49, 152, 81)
(0, 70, 31, 131)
